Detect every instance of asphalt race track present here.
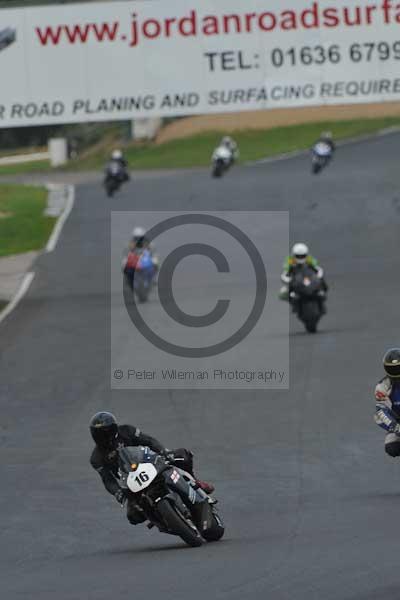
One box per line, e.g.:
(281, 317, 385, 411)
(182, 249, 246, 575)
(1, 133, 400, 600)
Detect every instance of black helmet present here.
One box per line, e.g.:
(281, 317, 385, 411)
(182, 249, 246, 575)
(383, 348, 400, 379)
(90, 412, 118, 448)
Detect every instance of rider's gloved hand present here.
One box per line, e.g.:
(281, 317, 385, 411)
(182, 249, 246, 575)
(393, 423, 400, 435)
(114, 488, 128, 506)
(160, 449, 175, 461)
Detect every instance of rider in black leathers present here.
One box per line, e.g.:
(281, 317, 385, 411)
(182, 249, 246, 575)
(90, 412, 214, 524)
(106, 149, 130, 182)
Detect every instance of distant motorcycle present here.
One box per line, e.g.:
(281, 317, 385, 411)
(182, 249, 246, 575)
(104, 160, 129, 197)
(311, 142, 333, 174)
(211, 146, 233, 178)
(132, 250, 155, 303)
(124, 249, 156, 303)
(290, 265, 326, 333)
(118, 445, 225, 547)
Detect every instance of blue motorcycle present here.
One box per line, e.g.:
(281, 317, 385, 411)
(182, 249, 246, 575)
(132, 249, 155, 303)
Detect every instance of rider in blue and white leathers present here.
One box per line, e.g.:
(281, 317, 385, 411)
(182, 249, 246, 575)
(374, 348, 400, 457)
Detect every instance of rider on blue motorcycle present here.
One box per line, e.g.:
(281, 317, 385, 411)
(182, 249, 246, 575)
(123, 227, 159, 290)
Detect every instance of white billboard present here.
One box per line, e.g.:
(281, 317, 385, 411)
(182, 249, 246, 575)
(1, 0, 400, 126)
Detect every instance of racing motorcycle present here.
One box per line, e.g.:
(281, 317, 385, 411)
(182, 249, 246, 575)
(311, 142, 333, 174)
(211, 145, 233, 178)
(104, 160, 129, 197)
(290, 265, 325, 333)
(118, 446, 224, 548)
(132, 249, 156, 303)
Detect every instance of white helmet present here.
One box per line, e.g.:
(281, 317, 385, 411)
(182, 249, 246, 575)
(112, 149, 123, 160)
(292, 243, 309, 264)
(321, 131, 332, 141)
(132, 226, 146, 241)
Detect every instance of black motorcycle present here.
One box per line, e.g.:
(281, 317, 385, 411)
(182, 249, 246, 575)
(118, 446, 224, 548)
(104, 161, 129, 197)
(311, 142, 333, 174)
(290, 265, 325, 333)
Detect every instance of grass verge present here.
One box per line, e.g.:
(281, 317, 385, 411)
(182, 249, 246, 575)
(0, 184, 55, 257)
(60, 116, 400, 169)
(0, 160, 50, 176)
(1, 116, 400, 174)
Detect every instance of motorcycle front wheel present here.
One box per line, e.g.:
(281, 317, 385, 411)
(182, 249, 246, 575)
(156, 499, 203, 547)
(300, 301, 320, 333)
(312, 161, 322, 175)
(135, 281, 149, 303)
(105, 179, 118, 197)
(202, 510, 225, 542)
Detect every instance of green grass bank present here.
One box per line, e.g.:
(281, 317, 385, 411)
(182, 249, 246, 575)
(0, 184, 55, 257)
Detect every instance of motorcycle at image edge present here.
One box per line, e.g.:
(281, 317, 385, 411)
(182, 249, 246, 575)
(311, 142, 333, 174)
(104, 161, 129, 197)
(211, 145, 233, 178)
(118, 446, 225, 548)
(290, 264, 326, 333)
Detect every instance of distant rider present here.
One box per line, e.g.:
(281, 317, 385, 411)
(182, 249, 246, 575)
(374, 349, 400, 457)
(90, 412, 215, 525)
(107, 149, 129, 181)
(279, 243, 328, 313)
(123, 227, 159, 290)
(315, 131, 335, 154)
(128, 226, 151, 252)
(220, 136, 239, 162)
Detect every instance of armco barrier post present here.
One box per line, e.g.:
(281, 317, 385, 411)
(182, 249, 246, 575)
(48, 138, 68, 167)
(131, 118, 162, 140)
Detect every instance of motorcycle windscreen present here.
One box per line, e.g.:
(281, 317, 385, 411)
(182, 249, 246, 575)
(118, 446, 146, 473)
(313, 142, 331, 156)
(292, 266, 321, 295)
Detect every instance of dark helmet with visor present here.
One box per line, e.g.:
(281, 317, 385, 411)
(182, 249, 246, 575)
(383, 348, 400, 379)
(90, 412, 118, 449)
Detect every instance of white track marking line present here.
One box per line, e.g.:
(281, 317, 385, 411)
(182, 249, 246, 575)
(0, 272, 35, 325)
(0, 184, 75, 325)
(46, 185, 75, 253)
